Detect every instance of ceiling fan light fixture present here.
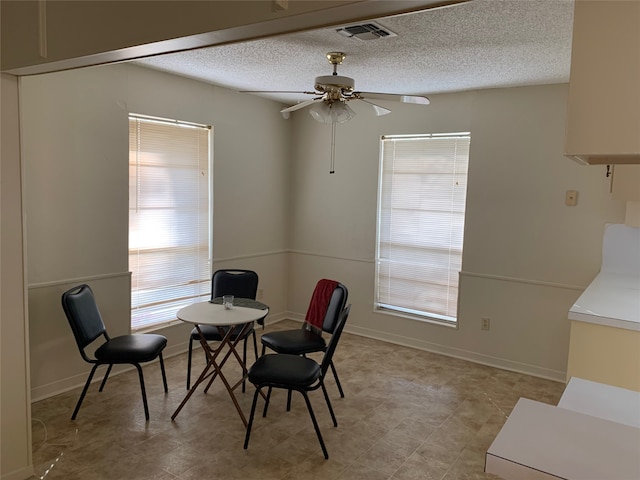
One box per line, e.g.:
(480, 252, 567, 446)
(309, 101, 356, 124)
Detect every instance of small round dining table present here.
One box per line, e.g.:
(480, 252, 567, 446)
(171, 298, 269, 426)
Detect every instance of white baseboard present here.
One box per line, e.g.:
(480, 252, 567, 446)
(31, 313, 292, 402)
(346, 323, 566, 383)
(1, 465, 35, 480)
(31, 311, 565, 402)
(259, 315, 566, 382)
(30, 344, 189, 403)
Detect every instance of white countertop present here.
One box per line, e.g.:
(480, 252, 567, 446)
(558, 377, 640, 428)
(568, 272, 640, 331)
(486, 397, 640, 479)
(568, 224, 640, 331)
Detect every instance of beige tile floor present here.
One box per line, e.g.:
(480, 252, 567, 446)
(30, 320, 565, 480)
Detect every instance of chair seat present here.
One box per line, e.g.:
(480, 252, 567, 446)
(261, 329, 326, 355)
(190, 323, 254, 342)
(95, 334, 167, 363)
(248, 353, 321, 388)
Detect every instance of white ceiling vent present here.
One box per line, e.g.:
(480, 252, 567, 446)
(335, 22, 397, 41)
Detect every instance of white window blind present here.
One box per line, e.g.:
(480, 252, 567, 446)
(129, 115, 211, 332)
(376, 133, 470, 324)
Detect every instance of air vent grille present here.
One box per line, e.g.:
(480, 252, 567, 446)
(336, 21, 397, 41)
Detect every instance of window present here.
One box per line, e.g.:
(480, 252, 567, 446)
(129, 114, 211, 332)
(375, 133, 470, 325)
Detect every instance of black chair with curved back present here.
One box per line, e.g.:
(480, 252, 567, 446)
(244, 304, 351, 459)
(260, 280, 348, 405)
(61, 284, 168, 421)
(186, 269, 264, 390)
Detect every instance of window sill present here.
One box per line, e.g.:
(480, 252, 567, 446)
(133, 318, 184, 334)
(374, 307, 458, 329)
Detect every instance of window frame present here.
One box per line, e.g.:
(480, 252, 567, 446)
(128, 113, 213, 332)
(374, 132, 471, 327)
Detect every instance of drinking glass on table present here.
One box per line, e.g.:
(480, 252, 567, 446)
(223, 295, 234, 309)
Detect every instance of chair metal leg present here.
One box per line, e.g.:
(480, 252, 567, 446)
(240, 330, 259, 394)
(186, 337, 194, 390)
(286, 360, 300, 411)
(159, 353, 168, 392)
(329, 360, 345, 398)
(261, 343, 266, 356)
(301, 390, 329, 459)
(321, 381, 337, 427)
(251, 330, 258, 362)
(134, 363, 150, 421)
(242, 336, 248, 393)
(262, 386, 272, 417)
(244, 387, 262, 450)
(98, 364, 113, 392)
(71, 364, 99, 420)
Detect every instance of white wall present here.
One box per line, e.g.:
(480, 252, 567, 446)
(20, 64, 291, 400)
(287, 84, 627, 381)
(1, 74, 33, 479)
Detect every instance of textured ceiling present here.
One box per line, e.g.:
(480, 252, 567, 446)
(133, 0, 574, 107)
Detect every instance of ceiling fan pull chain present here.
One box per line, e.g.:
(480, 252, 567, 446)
(330, 121, 336, 174)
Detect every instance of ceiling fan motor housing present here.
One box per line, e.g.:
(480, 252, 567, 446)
(314, 75, 355, 94)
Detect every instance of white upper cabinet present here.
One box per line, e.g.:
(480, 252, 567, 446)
(612, 166, 640, 202)
(565, 0, 640, 165)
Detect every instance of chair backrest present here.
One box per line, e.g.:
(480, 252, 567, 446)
(321, 283, 348, 334)
(61, 284, 108, 356)
(320, 304, 351, 378)
(211, 269, 259, 300)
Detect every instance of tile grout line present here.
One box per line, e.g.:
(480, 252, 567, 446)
(386, 403, 460, 480)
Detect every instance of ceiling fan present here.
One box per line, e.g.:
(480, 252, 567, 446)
(246, 52, 430, 124)
(244, 52, 430, 173)
(281, 52, 429, 123)
(280, 52, 429, 123)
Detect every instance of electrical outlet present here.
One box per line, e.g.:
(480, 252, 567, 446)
(257, 288, 264, 299)
(565, 190, 578, 206)
(481, 317, 491, 331)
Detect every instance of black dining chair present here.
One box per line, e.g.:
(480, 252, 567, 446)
(61, 284, 168, 421)
(260, 280, 348, 404)
(244, 304, 351, 459)
(186, 269, 265, 390)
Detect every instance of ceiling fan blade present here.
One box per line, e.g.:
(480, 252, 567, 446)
(355, 91, 430, 105)
(240, 90, 317, 95)
(357, 99, 392, 116)
(280, 98, 322, 113)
